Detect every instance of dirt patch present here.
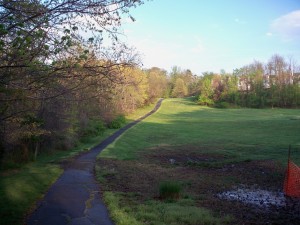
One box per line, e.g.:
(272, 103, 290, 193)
(96, 146, 300, 225)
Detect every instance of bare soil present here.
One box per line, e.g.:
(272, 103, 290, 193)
(97, 145, 300, 225)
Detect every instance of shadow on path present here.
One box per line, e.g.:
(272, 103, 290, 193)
(26, 99, 163, 225)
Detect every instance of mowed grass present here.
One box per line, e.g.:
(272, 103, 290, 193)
(98, 98, 300, 225)
(100, 98, 300, 164)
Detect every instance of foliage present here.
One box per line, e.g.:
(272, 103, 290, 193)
(169, 67, 199, 97)
(198, 95, 214, 106)
(198, 75, 214, 105)
(0, 0, 150, 163)
(172, 78, 188, 97)
(198, 55, 300, 109)
(146, 67, 169, 102)
(81, 119, 106, 137)
(108, 115, 126, 129)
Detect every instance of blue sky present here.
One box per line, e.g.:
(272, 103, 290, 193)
(121, 0, 300, 75)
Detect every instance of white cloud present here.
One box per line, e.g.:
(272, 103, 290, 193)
(271, 10, 300, 40)
(266, 32, 273, 36)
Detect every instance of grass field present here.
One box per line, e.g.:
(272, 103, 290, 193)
(100, 98, 300, 163)
(97, 98, 300, 225)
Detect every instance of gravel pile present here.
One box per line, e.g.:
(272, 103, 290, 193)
(218, 185, 300, 214)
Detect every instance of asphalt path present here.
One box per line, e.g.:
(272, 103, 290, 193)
(26, 99, 163, 225)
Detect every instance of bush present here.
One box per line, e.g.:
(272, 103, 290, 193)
(198, 95, 214, 106)
(82, 119, 106, 137)
(108, 115, 126, 129)
(159, 181, 182, 200)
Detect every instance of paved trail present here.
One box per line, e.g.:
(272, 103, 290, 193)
(26, 99, 163, 225)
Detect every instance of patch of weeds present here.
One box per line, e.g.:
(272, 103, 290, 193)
(103, 192, 141, 225)
(95, 164, 117, 183)
(103, 191, 232, 225)
(159, 181, 182, 201)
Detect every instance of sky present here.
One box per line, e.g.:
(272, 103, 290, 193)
(120, 0, 300, 75)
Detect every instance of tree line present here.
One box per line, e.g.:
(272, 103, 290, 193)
(1, 1, 299, 165)
(197, 55, 300, 108)
(0, 0, 148, 164)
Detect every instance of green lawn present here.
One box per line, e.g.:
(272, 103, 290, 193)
(98, 97, 300, 225)
(100, 98, 300, 164)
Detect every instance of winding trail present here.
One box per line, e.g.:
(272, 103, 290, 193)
(26, 99, 163, 225)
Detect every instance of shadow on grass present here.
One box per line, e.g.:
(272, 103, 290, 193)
(0, 163, 62, 225)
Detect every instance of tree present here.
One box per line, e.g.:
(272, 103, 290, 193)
(172, 78, 188, 98)
(146, 67, 168, 102)
(0, 0, 144, 162)
(198, 75, 214, 106)
(113, 67, 148, 114)
(219, 73, 238, 105)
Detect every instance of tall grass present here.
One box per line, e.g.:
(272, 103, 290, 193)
(159, 181, 182, 200)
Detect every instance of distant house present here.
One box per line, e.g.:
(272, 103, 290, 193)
(237, 72, 299, 91)
(262, 74, 276, 89)
(237, 76, 251, 91)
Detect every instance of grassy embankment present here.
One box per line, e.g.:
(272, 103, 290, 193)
(97, 98, 300, 225)
(0, 103, 156, 225)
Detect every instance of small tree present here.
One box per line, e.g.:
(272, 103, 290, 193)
(172, 78, 188, 97)
(198, 75, 214, 105)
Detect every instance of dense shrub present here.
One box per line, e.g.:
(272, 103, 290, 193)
(108, 115, 126, 129)
(198, 95, 214, 106)
(82, 119, 106, 137)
